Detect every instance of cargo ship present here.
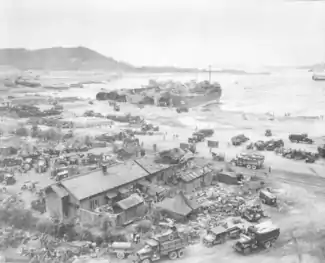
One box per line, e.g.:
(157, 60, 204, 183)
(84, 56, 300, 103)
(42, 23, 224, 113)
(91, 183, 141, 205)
(96, 79, 222, 108)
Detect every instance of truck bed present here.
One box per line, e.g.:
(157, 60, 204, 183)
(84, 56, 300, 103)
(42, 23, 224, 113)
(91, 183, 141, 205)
(160, 237, 189, 256)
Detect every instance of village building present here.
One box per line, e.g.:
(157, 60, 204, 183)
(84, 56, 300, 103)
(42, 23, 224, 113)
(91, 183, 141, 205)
(44, 154, 215, 225)
(216, 171, 241, 185)
(45, 161, 151, 223)
(134, 156, 176, 184)
(178, 165, 214, 192)
(155, 192, 199, 221)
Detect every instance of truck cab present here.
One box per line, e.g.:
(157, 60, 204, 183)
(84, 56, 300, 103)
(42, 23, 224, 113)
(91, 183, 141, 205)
(259, 189, 277, 206)
(188, 132, 205, 143)
(202, 226, 228, 247)
(241, 205, 264, 222)
(134, 239, 161, 263)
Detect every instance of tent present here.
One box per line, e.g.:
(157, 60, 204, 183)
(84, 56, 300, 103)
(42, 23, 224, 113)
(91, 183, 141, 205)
(155, 192, 198, 219)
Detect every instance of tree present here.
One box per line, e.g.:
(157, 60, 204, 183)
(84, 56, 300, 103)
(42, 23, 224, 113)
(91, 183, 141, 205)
(31, 124, 39, 137)
(15, 127, 29, 137)
(39, 128, 62, 141)
(136, 220, 152, 233)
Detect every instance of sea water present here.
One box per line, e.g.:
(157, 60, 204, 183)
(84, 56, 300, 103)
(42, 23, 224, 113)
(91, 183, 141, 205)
(65, 69, 325, 117)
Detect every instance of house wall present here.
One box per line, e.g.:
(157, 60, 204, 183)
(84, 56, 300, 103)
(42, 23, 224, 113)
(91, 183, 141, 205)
(179, 173, 213, 193)
(202, 172, 214, 186)
(45, 190, 63, 219)
(67, 194, 80, 219)
(115, 202, 145, 226)
(149, 167, 176, 185)
(180, 177, 202, 192)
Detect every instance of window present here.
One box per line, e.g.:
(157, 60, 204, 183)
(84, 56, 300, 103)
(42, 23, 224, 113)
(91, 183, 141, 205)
(90, 199, 99, 210)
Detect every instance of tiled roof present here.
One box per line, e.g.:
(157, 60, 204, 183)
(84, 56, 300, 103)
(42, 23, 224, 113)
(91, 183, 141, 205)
(134, 156, 171, 174)
(60, 161, 149, 200)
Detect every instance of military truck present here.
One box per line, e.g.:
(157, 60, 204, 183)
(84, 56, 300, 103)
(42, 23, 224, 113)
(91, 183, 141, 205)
(233, 221, 280, 254)
(259, 189, 277, 206)
(176, 106, 189, 113)
(197, 129, 214, 137)
(241, 204, 265, 222)
(265, 129, 272, 137)
(231, 134, 250, 146)
(289, 133, 313, 144)
(202, 224, 244, 247)
(188, 132, 205, 143)
(132, 229, 189, 263)
(230, 153, 265, 170)
(318, 145, 325, 158)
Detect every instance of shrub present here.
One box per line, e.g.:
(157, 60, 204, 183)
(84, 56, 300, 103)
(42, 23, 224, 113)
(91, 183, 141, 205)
(0, 207, 36, 230)
(136, 204, 149, 217)
(38, 128, 62, 141)
(100, 215, 114, 232)
(36, 218, 55, 235)
(74, 225, 94, 241)
(15, 127, 30, 136)
(136, 220, 152, 233)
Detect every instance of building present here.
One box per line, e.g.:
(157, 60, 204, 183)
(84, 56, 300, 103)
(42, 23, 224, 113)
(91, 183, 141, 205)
(45, 161, 150, 221)
(178, 166, 214, 192)
(113, 193, 145, 225)
(155, 192, 199, 220)
(217, 171, 240, 185)
(134, 156, 176, 184)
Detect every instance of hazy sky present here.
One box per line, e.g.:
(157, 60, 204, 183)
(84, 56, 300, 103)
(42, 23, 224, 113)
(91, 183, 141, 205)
(1, 0, 325, 68)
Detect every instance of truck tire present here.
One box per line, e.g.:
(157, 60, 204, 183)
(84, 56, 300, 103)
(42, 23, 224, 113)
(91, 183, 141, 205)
(177, 249, 185, 258)
(264, 241, 271, 249)
(141, 259, 151, 263)
(251, 165, 257, 170)
(246, 164, 252, 169)
(168, 251, 178, 260)
(116, 252, 125, 259)
(243, 247, 251, 255)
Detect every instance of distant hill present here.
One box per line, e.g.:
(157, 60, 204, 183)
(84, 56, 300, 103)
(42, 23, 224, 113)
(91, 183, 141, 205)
(0, 46, 267, 74)
(296, 63, 325, 71)
(0, 47, 134, 71)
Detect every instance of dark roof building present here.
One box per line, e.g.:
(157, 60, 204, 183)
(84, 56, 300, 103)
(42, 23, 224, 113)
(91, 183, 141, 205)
(60, 161, 150, 200)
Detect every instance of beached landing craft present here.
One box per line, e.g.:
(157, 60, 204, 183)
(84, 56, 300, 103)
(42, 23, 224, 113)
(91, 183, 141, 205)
(96, 79, 222, 108)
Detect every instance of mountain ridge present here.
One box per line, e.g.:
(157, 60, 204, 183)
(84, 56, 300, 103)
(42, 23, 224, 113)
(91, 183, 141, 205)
(0, 46, 135, 71)
(0, 46, 268, 74)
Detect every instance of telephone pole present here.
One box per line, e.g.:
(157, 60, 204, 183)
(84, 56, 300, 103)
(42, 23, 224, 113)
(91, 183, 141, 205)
(208, 65, 212, 83)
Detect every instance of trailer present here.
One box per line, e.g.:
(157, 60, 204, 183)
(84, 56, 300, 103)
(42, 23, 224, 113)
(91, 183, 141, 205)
(108, 242, 135, 259)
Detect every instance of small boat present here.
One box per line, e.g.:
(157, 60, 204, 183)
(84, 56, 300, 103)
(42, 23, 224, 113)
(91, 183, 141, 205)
(312, 71, 325, 81)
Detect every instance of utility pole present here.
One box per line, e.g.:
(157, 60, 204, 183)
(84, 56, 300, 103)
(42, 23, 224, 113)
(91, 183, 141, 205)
(208, 65, 212, 83)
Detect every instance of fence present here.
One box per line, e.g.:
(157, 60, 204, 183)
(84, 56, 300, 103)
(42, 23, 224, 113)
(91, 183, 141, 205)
(79, 208, 117, 227)
(79, 208, 101, 225)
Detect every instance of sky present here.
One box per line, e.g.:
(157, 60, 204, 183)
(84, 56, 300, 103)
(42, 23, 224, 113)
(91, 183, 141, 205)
(1, 0, 325, 69)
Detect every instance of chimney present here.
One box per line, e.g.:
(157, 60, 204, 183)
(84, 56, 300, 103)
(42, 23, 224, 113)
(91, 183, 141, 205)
(102, 165, 107, 174)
